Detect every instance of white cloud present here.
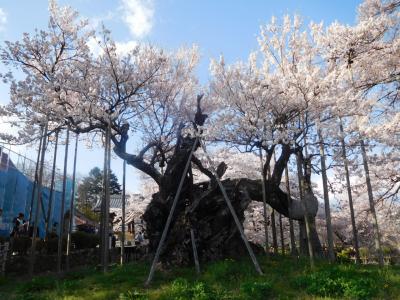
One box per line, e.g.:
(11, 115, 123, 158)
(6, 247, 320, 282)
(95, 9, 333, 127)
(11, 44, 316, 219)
(0, 8, 7, 32)
(87, 36, 103, 57)
(115, 40, 138, 56)
(120, 0, 154, 38)
(87, 36, 138, 57)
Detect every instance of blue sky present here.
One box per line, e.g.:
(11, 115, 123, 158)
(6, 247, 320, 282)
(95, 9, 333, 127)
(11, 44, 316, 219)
(0, 0, 363, 193)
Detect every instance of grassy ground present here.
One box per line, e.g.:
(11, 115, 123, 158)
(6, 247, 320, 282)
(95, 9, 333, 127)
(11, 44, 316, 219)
(0, 255, 399, 299)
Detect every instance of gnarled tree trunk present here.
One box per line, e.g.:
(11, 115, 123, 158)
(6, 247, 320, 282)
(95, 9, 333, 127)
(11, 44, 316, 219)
(142, 141, 322, 265)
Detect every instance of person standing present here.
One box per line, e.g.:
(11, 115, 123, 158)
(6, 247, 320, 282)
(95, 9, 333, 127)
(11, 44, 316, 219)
(11, 213, 26, 237)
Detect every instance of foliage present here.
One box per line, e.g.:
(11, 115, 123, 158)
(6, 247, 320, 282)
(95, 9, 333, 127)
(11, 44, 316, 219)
(77, 167, 122, 211)
(293, 265, 383, 299)
(240, 280, 273, 299)
(0, 256, 399, 300)
(336, 248, 356, 264)
(71, 231, 100, 250)
(19, 276, 57, 293)
(158, 278, 217, 300)
(119, 289, 148, 300)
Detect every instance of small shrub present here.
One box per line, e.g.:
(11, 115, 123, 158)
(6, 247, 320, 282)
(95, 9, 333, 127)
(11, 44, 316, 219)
(240, 280, 273, 299)
(160, 278, 216, 300)
(71, 231, 100, 249)
(20, 277, 56, 293)
(35, 237, 65, 254)
(293, 267, 380, 299)
(119, 289, 147, 300)
(205, 259, 251, 284)
(337, 248, 355, 263)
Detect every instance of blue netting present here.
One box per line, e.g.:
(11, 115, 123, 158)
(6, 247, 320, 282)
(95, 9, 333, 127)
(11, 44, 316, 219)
(0, 149, 73, 238)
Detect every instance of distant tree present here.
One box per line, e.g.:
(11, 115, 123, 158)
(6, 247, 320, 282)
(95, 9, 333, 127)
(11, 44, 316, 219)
(77, 167, 121, 212)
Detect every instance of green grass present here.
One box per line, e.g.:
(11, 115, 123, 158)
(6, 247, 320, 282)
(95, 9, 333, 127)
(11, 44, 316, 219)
(0, 255, 399, 299)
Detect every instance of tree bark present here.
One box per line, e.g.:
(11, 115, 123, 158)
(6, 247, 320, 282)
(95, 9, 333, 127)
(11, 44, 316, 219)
(143, 170, 322, 266)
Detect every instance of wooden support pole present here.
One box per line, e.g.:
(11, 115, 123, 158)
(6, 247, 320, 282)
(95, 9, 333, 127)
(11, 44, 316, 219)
(279, 213, 285, 254)
(120, 159, 126, 265)
(190, 228, 200, 274)
(258, 147, 269, 255)
(360, 139, 384, 266)
(339, 119, 361, 264)
(102, 122, 111, 273)
(57, 126, 70, 274)
(66, 133, 79, 270)
(45, 131, 59, 240)
(201, 140, 263, 275)
(296, 151, 315, 269)
(285, 166, 298, 256)
(317, 126, 335, 262)
(28, 120, 48, 277)
(271, 209, 278, 254)
(145, 137, 199, 286)
(28, 127, 44, 226)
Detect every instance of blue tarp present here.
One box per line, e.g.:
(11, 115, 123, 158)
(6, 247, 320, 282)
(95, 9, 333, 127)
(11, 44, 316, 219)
(0, 151, 73, 238)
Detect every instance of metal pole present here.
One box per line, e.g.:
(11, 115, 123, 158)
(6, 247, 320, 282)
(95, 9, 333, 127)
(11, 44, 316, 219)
(201, 140, 263, 275)
(145, 137, 199, 286)
(120, 159, 126, 265)
(57, 126, 70, 274)
(45, 131, 59, 240)
(258, 147, 270, 255)
(66, 133, 79, 270)
(28, 121, 48, 277)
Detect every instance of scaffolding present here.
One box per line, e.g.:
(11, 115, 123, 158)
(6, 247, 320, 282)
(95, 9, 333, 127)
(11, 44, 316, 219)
(0, 144, 73, 238)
